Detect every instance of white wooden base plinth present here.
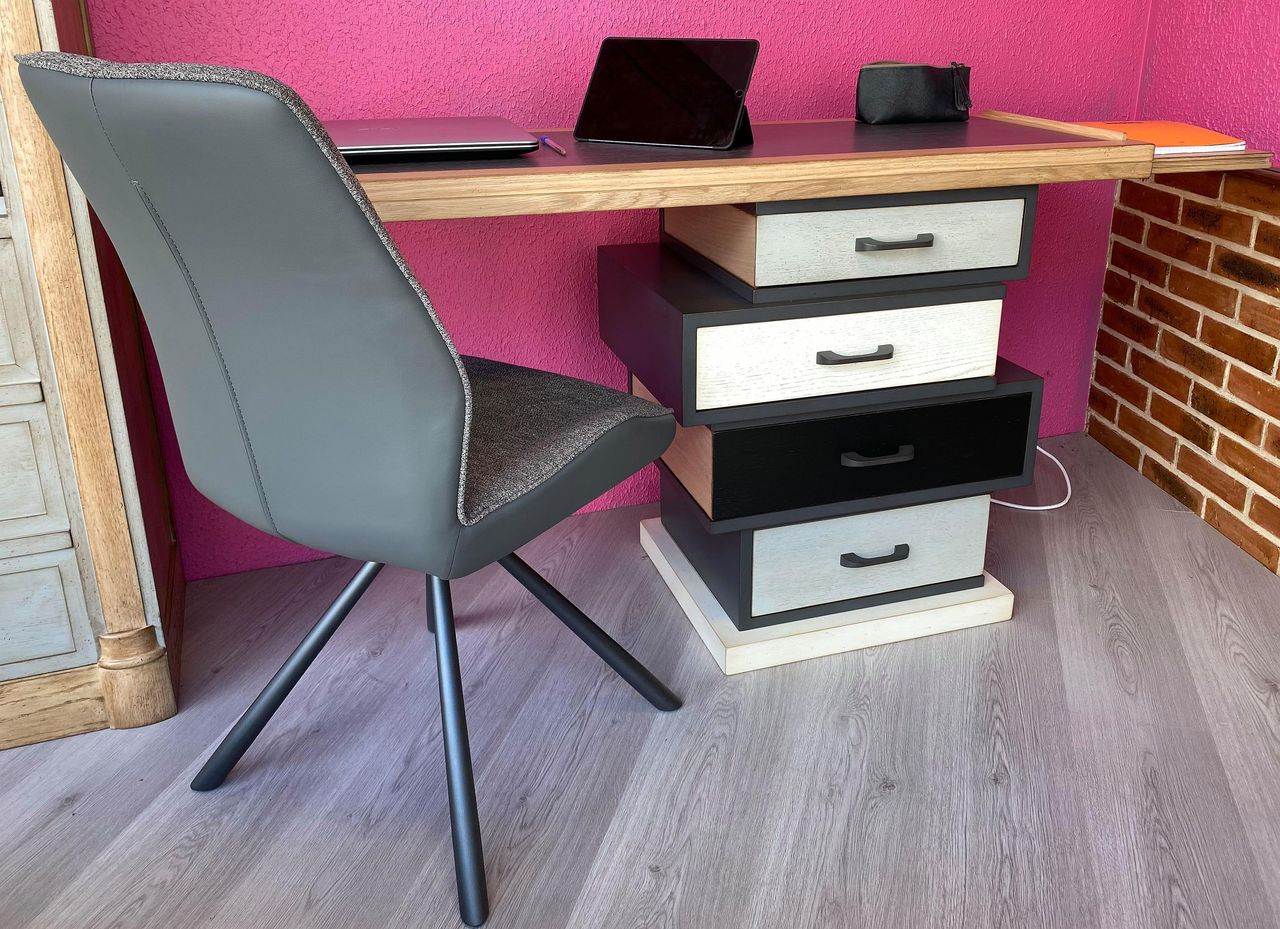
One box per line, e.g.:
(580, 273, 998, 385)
(640, 518, 1014, 674)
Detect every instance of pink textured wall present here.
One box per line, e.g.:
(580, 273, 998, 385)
(1137, 0, 1280, 155)
(86, 0, 1151, 579)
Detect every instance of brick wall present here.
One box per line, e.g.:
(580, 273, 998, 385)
(1088, 169, 1280, 572)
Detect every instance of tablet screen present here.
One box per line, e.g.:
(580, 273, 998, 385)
(574, 38, 759, 149)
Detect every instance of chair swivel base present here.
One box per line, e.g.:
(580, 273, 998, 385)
(189, 556, 681, 926)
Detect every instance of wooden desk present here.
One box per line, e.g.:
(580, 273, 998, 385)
(354, 112, 1156, 220)
(347, 111, 1268, 674)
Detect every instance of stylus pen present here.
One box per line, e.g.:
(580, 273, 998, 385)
(539, 135, 568, 156)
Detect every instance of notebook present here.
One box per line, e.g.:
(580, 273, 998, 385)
(1077, 120, 1246, 156)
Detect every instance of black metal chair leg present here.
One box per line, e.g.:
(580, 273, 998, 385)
(498, 553, 682, 712)
(190, 561, 384, 792)
(428, 576, 489, 927)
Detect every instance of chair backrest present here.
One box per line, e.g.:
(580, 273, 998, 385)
(18, 53, 472, 573)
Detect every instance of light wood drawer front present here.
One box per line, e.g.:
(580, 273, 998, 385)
(0, 547, 94, 679)
(751, 495, 989, 617)
(755, 199, 1025, 286)
(0, 403, 70, 541)
(694, 298, 1001, 410)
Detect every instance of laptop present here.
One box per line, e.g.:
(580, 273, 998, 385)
(325, 116, 540, 157)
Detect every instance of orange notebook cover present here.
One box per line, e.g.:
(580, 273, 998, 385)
(1077, 120, 1246, 156)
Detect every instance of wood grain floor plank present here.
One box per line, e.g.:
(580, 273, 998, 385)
(1040, 437, 1276, 929)
(1110, 440, 1280, 918)
(2, 435, 1279, 929)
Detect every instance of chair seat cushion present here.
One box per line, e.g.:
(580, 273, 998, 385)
(460, 357, 671, 524)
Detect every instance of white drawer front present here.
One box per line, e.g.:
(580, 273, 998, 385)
(0, 403, 70, 541)
(0, 547, 95, 680)
(694, 298, 1001, 410)
(751, 495, 990, 617)
(756, 199, 1025, 286)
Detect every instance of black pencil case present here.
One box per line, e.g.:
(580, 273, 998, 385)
(855, 62, 972, 124)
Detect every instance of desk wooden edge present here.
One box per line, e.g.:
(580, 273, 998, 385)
(1149, 149, 1274, 174)
(361, 138, 1155, 220)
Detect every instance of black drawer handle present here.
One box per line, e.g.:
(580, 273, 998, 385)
(840, 444, 915, 468)
(855, 233, 935, 251)
(816, 344, 894, 365)
(840, 544, 910, 568)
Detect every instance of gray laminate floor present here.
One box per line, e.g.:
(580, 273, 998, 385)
(3, 434, 1280, 929)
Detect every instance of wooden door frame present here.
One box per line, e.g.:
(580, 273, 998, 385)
(0, 0, 176, 739)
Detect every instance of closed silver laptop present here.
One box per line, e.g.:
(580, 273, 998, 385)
(325, 116, 540, 156)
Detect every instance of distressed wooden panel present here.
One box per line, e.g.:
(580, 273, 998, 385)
(0, 403, 69, 540)
(0, 546, 94, 677)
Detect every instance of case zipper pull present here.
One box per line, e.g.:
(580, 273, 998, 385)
(951, 61, 972, 110)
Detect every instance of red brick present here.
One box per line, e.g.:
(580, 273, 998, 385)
(1238, 295, 1280, 339)
(1265, 423, 1280, 457)
(1112, 208, 1146, 244)
(1205, 498, 1280, 570)
(1226, 367, 1280, 419)
(1177, 446, 1248, 509)
(1159, 330, 1227, 384)
(1142, 456, 1205, 512)
(1213, 248, 1280, 299)
(1158, 171, 1224, 198)
(1119, 180, 1182, 223)
(1111, 241, 1170, 286)
(1201, 316, 1278, 373)
(1150, 394, 1216, 451)
(1089, 415, 1141, 468)
(1096, 328, 1129, 365)
(1223, 170, 1280, 218)
(1118, 404, 1178, 459)
(1218, 435, 1280, 497)
(1104, 268, 1137, 306)
(1146, 223, 1212, 268)
(1131, 350, 1192, 401)
(1180, 201, 1255, 245)
(1089, 384, 1118, 421)
(1095, 357, 1149, 408)
(1250, 495, 1280, 540)
(1256, 222, 1280, 260)
(1168, 267, 1238, 315)
(1190, 382, 1265, 442)
(1102, 301, 1158, 347)
(1137, 287, 1201, 335)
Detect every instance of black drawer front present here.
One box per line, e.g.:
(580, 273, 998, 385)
(711, 391, 1035, 520)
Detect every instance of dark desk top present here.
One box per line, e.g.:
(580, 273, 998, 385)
(352, 113, 1154, 220)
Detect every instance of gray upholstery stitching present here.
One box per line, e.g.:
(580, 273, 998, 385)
(132, 181, 282, 536)
(86, 77, 128, 175)
(81, 70, 282, 536)
(18, 51, 476, 525)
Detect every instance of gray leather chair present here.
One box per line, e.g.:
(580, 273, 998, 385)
(18, 52, 680, 927)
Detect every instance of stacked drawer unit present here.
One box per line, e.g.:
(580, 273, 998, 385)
(598, 186, 1043, 637)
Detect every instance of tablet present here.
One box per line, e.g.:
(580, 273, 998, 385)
(574, 38, 759, 150)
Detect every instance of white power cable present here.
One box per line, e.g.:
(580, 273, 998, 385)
(991, 445, 1072, 511)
